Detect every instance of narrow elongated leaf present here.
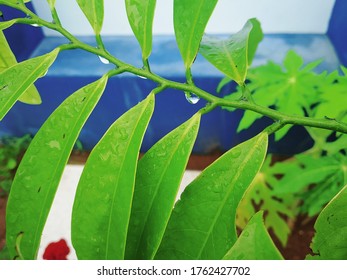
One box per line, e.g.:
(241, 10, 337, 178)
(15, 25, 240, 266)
(3, 0, 31, 3)
(174, 0, 218, 69)
(155, 132, 268, 260)
(0, 31, 41, 104)
(126, 113, 201, 260)
(76, 0, 104, 35)
(0, 49, 59, 120)
(125, 0, 156, 61)
(223, 211, 283, 260)
(307, 184, 347, 260)
(6, 76, 108, 259)
(47, 0, 56, 9)
(72, 94, 155, 260)
(0, 20, 17, 31)
(200, 18, 263, 85)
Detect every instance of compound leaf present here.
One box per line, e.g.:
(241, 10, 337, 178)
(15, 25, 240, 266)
(6, 76, 108, 259)
(72, 93, 154, 260)
(155, 132, 268, 260)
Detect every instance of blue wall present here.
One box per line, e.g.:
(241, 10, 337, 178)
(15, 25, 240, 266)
(328, 0, 347, 66)
(0, 2, 44, 61)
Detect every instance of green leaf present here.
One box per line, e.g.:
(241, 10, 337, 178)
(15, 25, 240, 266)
(47, 0, 56, 9)
(76, 0, 104, 35)
(174, 0, 218, 69)
(216, 76, 232, 94)
(274, 155, 341, 194)
(125, 0, 156, 61)
(236, 156, 296, 246)
(3, 0, 31, 3)
(0, 245, 10, 260)
(314, 70, 347, 123)
(155, 132, 268, 260)
(71, 93, 154, 260)
(0, 49, 59, 120)
(0, 20, 18, 31)
(6, 76, 108, 259)
(125, 113, 201, 260)
(200, 18, 263, 85)
(307, 184, 347, 259)
(0, 31, 41, 105)
(223, 211, 283, 260)
(271, 153, 347, 217)
(224, 51, 325, 140)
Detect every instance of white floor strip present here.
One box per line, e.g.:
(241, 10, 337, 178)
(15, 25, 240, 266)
(38, 165, 200, 260)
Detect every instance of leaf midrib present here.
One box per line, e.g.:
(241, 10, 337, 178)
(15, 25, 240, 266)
(105, 97, 152, 259)
(30, 79, 105, 259)
(0, 53, 55, 119)
(184, 0, 205, 68)
(134, 116, 198, 259)
(195, 134, 265, 259)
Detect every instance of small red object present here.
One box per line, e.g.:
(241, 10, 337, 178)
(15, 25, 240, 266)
(43, 239, 70, 260)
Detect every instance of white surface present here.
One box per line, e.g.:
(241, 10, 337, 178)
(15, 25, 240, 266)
(31, 0, 335, 36)
(38, 164, 200, 260)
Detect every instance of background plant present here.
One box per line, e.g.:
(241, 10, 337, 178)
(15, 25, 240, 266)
(220, 52, 347, 247)
(0, 0, 346, 260)
(0, 134, 31, 196)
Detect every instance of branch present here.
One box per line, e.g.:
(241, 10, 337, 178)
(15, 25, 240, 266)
(2, 2, 347, 135)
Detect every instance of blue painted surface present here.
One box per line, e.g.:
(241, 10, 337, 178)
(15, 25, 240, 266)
(0, 3, 44, 62)
(328, 0, 347, 66)
(0, 2, 345, 155)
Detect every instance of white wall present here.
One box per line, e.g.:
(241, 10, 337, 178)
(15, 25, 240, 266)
(31, 0, 335, 36)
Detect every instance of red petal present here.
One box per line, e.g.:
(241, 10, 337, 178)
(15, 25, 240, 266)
(43, 239, 70, 260)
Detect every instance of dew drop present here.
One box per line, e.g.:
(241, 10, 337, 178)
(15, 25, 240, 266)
(230, 149, 242, 159)
(243, 231, 250, 237)
(185, 92, 200, 104)
(30, 23, 39, 27)
(98, 55, 110, 64)
(136, 74, 147, 80)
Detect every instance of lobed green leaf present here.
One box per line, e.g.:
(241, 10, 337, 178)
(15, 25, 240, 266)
(307, 184, 347, 259)
(0, 30, 41, 104)
(200, 18, 263, 85)
(125, 0, 156, 61)
(76, 0, 104, 35)
(72, 93, 155, 260)
(6, 76, 108, 259)
(126, 113, 201, 260)
(174, 0, 218, 69)
(223, 211, 283, 260)
(236, 156, 297, 247)
(155, 132, 268, 260)
(0, 49, 59, 120)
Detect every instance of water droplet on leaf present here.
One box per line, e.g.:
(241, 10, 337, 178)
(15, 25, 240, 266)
(185, 92, 200, 104)
(98, 56, 110, 64)
(136, 74, 147, 80)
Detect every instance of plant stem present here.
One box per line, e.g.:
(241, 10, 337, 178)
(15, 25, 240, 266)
(3, 2, 347, 135)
